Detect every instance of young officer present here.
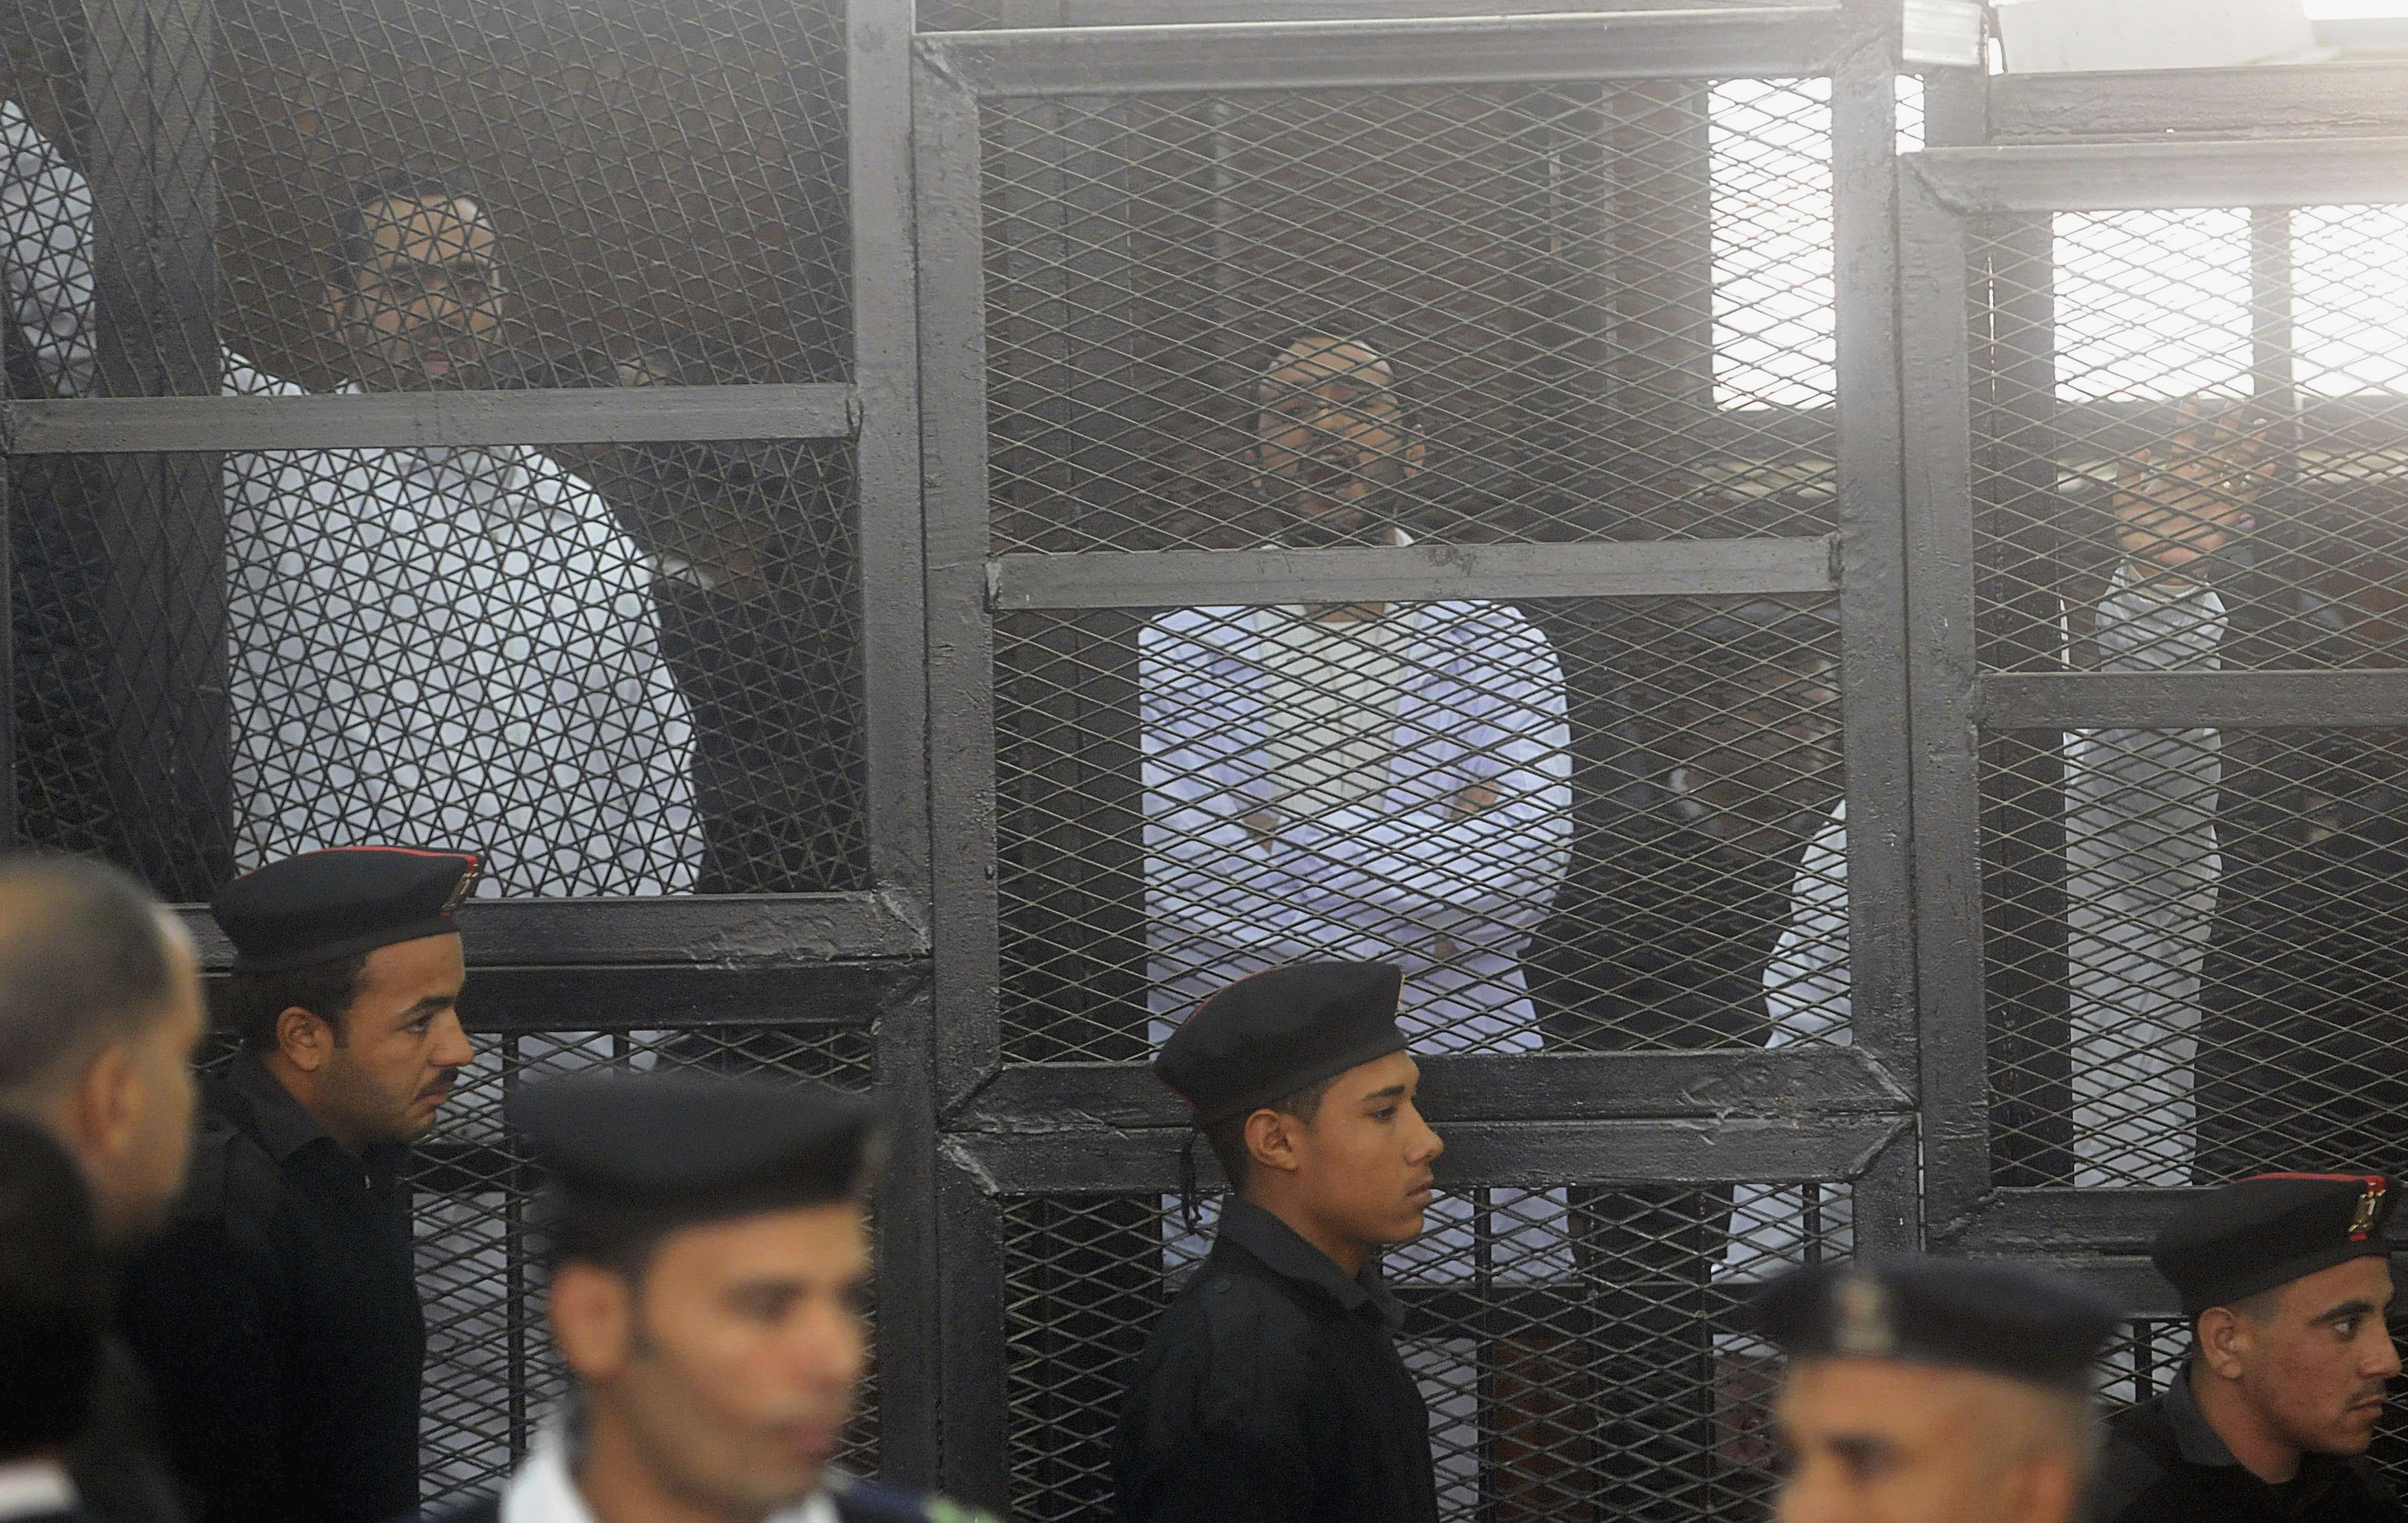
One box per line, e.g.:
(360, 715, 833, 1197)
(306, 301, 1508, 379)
(2091, 1174, 2405, 1523)
(1754, 1257, 2125, 1523)
(1114, 960, 1447, 1523)
(429, 1070, 991, 1523)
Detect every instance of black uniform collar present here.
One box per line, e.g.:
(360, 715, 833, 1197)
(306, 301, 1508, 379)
(224, 1051, 405, 1180)
(1216, 1199, 1405, 1330)
(2167, 1361, 2354, 1509)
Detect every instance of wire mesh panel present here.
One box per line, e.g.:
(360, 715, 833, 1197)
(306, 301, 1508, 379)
(980, 79, 1845, 553)
(1, 0, 866, 894)
(994, 596, 1845, 1061)
(1966, 199, 2408, 1189)
(1000, 1180, 1856, 1523)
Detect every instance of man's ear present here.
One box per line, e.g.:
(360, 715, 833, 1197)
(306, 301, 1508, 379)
(276, 1006, 337, 1074)
(1244, 1107, 1304, 1178)
(550, 1261, 635, 1385)
(2197, 1307, 2251, 1382)
(54, 1042, 138, 1171)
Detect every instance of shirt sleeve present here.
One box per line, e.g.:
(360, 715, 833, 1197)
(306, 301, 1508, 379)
(1264, 601, 1573, 949)
(0, 97, 96, 397)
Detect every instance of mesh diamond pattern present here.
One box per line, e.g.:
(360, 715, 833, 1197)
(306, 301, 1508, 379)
(997, 597, 1845, 1061)
(1002, 1184, 1853, 1523)
(980, 80, 1842, 553)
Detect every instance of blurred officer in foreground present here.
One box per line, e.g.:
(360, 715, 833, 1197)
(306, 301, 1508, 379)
(119, 847, 480, 1523)
(429, 1071, 992, 1523)
(0, 854, 205, 1523)
(0, 1116, 111, 1523)
(2092, 1174, 2405, 1523)
(1754, 1257, 2124, 1523)
(1115, 961, 1446, 1523)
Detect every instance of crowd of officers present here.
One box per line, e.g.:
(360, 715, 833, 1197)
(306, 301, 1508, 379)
(0, 849, 2402, 1523)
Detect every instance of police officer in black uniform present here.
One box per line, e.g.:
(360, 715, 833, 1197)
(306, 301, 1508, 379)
(2091, 1173, 2406, 1523)
(1752, 1257, 2124, 1523)
(117, 847, 481, 1523)
(425, 1070, 992, 1523)
(1115, 961, 1446, 1523)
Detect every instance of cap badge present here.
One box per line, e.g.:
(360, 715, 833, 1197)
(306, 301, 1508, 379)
(441, 858, 482, 915)
(2350, 1178, 2387, 1242)
(1833, 1273, 1896, 1358)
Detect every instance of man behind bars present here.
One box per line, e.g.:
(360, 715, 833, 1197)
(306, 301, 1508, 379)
(1755, 1257, 2123, 1523)
(2090, 1173, 2407, 1523)
(118, 847, 480, 1523)
(1117, 962, 1445, 1523)
(0, 101, 700, 894)
(427, 1071, 998, 1523)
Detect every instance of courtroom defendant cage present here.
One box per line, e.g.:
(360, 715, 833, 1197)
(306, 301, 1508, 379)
(9, 0, 2408, 1517)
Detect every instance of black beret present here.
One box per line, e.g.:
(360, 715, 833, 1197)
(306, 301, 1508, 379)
(1749, 1257, 2124, 1392)
(1156, 962, 1407, 1126)
(214, 847, 480, 973)
(2153, 1173, 2395, 1317)
(508, 1072, 881, 1260)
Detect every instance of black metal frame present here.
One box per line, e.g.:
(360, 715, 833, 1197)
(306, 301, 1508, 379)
(915, 1, 1921, 1504)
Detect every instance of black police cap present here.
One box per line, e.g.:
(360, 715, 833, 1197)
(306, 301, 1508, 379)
(508, 1072, 881, 1261)
(1155, 962, 1407, 1126)
(2153, 1172, 2396, 1317)
(214, 847, 480, 973)
(1748, 1257, 2124, 1392)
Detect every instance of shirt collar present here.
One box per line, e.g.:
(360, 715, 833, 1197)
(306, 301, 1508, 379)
(1216, 1198, 1404, 1330)
(501, 1427, 838, 1523)
(224, 1052, 407, 1180)
(0, 1460, 75, 1522)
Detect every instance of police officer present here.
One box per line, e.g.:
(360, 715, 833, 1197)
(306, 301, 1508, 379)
(1115, 961, 1446, 1523)
(1753, 1257, 2124, 1523)
(2091, 1173, 2406, 1523)
(117, 847, 481, 1523)
(427, 1070, 992, 1523)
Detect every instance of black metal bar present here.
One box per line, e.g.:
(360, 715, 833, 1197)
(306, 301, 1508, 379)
(81, 0, 225, 900)
(916, 8, 1846, 97)
(1977, 670, 2408, 729)
(850, 0, 938, 1488)
(988, 537, 1838, 611)
(172, 892, 928, 970)
(1907, 136, 2408, 215)
(3, 385, 859, 453)
(1829, 0, 1917, 1088)
(1054, 0, 1766, 20)
(934, 1151, 1011, 1512)
(851, 0, 934, 904)
(1990, 61, 2408, 143)
(1899, 169, 1993, 1240)
(448, 965, 921, 1035)
(945, 1116, 1913, 1195)
(950, 1048, 1912, 1130)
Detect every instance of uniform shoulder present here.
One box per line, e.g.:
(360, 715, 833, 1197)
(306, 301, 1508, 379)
(1130, 1262, 1323, 1425)
(833, 1476, 1003, 1523)
(2086, 1399, 2184, 1523)
(168, 1104, 284, 1232)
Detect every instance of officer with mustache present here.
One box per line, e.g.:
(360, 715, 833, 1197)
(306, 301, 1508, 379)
(118, 848, 480, 1523)
(2092, 1174, 2407, 1523)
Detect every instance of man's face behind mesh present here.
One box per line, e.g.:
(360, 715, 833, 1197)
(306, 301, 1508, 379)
(1251, 335, 1423, 546)
(330, 195, 506, 392)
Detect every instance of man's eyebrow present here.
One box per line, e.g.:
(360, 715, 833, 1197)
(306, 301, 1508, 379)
(1361, 1083, 1409, 1104)
(2314, 1297, 2381, 1324)
(400, 993, 456, 1017)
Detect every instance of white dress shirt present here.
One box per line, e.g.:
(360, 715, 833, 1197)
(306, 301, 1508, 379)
(0, 1460, 75, 1523)
(499, 1429, 835, 1523)
(0, 100, 700, 894)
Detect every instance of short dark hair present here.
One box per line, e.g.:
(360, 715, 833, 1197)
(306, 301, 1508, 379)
(218, 951, 369, 1053)
(0, 1114, 105, 1457)
(1202, 1072, 1342, 1195)
(0, 855, 180, 1102)
(329, 171, 487, 293)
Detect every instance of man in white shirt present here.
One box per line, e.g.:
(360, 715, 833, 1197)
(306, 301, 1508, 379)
(0, 103, 700, 894)
(1141, 332, 1575, 1517)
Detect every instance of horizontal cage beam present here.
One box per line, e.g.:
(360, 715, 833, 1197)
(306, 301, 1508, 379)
(1907, 136, 2408, 214)
(3, 385, 859, 454)
(916, 6, 1843, 96)
(1976, 670, 2408, 730)
(952, 1048, 1911, 1130)
(989, 537, 1838, 609)
(1990, 61, 2408, 142)
(173, 891, 929, 971)
(455, 962, 918, 1032)
(947, 1114, 1910, 1193)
